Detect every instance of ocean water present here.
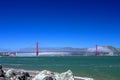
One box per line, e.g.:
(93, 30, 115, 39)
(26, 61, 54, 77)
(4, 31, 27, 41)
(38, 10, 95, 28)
(0, 56, 120, 80)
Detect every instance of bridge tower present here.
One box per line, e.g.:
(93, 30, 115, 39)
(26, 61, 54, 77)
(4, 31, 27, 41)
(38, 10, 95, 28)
(96, 45, 98, 56)
(36, 42, 39, 56)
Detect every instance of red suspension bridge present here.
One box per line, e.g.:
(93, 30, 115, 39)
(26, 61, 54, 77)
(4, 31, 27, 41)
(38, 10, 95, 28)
(0, 42, 100, 56)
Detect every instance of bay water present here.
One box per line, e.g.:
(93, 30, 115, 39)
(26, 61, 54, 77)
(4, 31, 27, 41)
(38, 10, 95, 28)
(0, 56, 120, 80)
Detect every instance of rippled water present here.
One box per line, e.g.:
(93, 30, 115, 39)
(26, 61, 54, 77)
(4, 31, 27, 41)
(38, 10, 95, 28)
(0, 56, 120, 80)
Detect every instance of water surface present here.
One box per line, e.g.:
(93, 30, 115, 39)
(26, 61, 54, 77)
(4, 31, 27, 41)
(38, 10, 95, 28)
(0, 56, 120, 80)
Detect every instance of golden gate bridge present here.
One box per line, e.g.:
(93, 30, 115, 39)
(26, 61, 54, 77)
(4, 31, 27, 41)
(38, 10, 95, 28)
(0, 42, 99, 56)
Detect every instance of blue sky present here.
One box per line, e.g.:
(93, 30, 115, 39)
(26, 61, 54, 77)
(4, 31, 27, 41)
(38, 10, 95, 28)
(0, 0, 120, 50)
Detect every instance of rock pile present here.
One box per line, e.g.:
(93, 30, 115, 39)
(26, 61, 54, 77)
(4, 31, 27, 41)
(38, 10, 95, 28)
(0, 65, 94, 80)
(1, 69, 74, 80)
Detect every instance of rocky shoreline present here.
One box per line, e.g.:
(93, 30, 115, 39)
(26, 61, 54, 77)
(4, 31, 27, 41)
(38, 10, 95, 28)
(0, 68, 94, 80)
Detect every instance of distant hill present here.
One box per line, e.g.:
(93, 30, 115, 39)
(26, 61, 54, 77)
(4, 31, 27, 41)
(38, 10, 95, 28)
(117, 48, 120, 51)
(104, 46, 118, 52)
(105, 46, 120, 55)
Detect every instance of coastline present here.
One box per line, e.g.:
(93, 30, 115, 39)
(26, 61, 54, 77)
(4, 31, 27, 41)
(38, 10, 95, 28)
(2, 68, 94, 80)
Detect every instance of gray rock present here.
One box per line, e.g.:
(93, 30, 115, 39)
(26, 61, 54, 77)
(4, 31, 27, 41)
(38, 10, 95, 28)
(32, 70, 74, 80)
(5, 69, 16, 78)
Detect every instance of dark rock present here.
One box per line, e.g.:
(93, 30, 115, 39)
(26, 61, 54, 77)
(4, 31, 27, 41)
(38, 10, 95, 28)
(43, 76, 54, 80)
(18, 72, 30, 80)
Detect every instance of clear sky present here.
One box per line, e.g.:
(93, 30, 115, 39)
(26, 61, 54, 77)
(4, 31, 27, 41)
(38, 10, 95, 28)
(0, 0, 120, 50)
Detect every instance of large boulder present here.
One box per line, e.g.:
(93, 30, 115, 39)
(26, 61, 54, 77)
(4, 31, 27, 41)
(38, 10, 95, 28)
(0, 64, 5, 77)
(58, 70, 74, 80)
(32, 70, 74, 80)
(5, 69, 16, 78)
